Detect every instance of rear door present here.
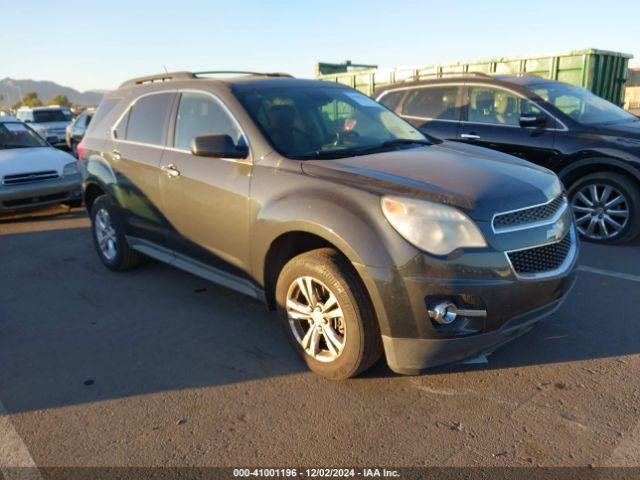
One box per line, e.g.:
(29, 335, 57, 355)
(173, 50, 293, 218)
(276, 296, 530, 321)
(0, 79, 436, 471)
(109, 91, 177, 249)
(457, 84, 559, 168)
(394, 84, 463, 141)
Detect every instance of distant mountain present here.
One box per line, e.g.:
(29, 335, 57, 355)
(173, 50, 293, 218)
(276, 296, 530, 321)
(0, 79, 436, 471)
(0, 78, 104, 108)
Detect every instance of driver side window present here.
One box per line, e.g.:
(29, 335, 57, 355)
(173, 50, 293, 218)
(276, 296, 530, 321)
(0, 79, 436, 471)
(174, 92, 243, 151)
(467, 87, 548, 126)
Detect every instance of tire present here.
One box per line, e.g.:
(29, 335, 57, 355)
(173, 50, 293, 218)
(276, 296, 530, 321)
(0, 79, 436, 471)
(568, 172, 640, 244)
(275, 248, 383, 379)
(90, 195, 143, 271)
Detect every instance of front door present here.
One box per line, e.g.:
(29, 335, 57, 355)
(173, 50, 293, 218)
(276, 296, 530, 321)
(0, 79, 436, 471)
(397, 84, 463, 141)
(457, 85, 559, 169)
(160, 91, 253, 284)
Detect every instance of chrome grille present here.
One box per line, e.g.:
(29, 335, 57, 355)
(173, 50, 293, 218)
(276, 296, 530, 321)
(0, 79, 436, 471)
(507, 232, 573, 275)
(494, 195, 565, 231)
(2, 170, 59, 185)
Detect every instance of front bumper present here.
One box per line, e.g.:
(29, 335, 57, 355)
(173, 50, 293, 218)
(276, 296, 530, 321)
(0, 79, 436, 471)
(355, 226, 579, 375)
(0, 174, 82, 210)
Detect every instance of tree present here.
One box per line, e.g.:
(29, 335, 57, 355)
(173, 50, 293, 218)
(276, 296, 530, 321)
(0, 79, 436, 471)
(48, 95, 72, 108)
(13, 91, 42, 109)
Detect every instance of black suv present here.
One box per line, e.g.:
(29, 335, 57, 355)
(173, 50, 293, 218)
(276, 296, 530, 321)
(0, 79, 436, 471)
(375, 75, 640, 244)
(80, 71, 577, 379)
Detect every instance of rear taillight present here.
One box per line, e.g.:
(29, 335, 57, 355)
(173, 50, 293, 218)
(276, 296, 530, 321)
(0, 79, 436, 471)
(77, 142, 84, 159)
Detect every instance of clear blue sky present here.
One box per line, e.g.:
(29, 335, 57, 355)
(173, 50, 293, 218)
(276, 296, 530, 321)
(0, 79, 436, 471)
(2, 0, 639, 92)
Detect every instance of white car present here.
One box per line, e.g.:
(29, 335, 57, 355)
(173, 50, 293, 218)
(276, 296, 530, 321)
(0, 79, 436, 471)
(0, 116, 82, 211)
(16, 106, 73, 148)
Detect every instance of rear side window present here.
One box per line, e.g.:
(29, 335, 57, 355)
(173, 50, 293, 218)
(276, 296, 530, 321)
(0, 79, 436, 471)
(125, 92, 174, 145)
(378, 90, 404, 111)
(402, 86, 460, 120)
(33, 110, 72, 123)
(173, 92, 242, 150)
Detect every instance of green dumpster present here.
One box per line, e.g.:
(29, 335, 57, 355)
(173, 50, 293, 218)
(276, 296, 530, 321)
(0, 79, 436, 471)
(316, 49, 633, 106)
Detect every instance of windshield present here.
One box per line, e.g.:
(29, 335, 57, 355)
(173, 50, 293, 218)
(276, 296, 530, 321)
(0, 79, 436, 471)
(235, 86, 427, 159)
(531, 83, 637, 125)
(33, 109, 72, 123)
(0, 122, 48, 148)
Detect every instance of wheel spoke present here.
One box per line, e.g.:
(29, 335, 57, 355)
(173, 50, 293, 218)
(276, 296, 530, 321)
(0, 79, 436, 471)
(599, 218, 609, 237)
(600, 186, 613, 204)
(577, 191, 593, 207)
(296, 278, 312, 306)
(321, 292, 338, 313)
(575, 213, 592, 225)
(589, 184, 600, 203)
(287, 298, 312, 315)
(605, 195, 624, 209)
(304, 277, 317, 307)
(324, 307, 344, 319)
(572, 205, 595, 213)
(607, 209, 628, 218)
(322, 324, 343, 356)
(604, 215, 623, 230)
(586, 215, 598, 235)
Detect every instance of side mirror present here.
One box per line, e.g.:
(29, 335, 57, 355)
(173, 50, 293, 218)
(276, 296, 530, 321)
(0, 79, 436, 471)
(191, 134, 248, 159)
(519, 114, 547, 128)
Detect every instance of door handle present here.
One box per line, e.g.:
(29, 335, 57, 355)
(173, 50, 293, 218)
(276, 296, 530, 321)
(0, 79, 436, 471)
(112, 149, 121, 160)
(161, 164, 181, 178)
(460, 133, 481, 140)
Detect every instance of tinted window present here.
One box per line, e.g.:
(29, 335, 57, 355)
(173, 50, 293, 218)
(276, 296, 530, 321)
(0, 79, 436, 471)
(33, 110, 72, 123)
(378, 90, 404, 111)
(531, 83, 636, 125)
(467, 86, 547, 126)
(402, 86, 459, 120)
(125, 93, 174, 145)
(174, 92, 242, 150)
(236, 86, 424, 158)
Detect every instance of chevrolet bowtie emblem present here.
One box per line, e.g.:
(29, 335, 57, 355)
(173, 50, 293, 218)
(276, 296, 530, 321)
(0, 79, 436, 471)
(546, 219, 565, 241)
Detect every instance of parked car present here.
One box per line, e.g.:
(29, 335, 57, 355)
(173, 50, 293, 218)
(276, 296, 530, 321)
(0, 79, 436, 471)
(16, 106, 73, 148)
(66, 111, 93, 156)
(0, 116, 82, 210)
(80, 71, 577, 379)
(375, 75, 640, 244)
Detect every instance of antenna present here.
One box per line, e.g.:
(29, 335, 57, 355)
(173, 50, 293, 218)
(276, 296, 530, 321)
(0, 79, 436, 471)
(163, 65, 169, 74)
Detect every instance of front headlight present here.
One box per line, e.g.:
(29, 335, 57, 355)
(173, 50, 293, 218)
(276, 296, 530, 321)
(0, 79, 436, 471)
(381, 196, 487, 255)
(63, 161, 80, 176)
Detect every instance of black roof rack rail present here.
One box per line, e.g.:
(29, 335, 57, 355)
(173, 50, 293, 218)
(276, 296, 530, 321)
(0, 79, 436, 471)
(193, 71, 293, 78)
(119, 71, 196, 87)
(119, 70, 293, 88)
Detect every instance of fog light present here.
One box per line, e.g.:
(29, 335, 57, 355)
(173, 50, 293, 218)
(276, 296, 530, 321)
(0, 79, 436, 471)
(428, 301, 487, 325)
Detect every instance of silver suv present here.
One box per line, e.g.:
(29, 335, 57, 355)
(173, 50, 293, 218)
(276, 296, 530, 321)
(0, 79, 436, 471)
(16, 106, 73, 148)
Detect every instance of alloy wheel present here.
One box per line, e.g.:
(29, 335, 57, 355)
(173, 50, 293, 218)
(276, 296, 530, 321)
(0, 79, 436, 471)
(571, 183, 629, 240)
(94, 208, 118, 261)
(285, 276, 346, 363)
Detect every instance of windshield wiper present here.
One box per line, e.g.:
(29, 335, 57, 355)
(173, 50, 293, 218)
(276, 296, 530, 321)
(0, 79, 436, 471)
(348, 138, 431, 155)
(0, 144, 35, 149)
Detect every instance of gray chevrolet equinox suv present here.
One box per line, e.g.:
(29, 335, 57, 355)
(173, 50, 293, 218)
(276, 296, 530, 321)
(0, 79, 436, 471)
(80, 71, 578, 379)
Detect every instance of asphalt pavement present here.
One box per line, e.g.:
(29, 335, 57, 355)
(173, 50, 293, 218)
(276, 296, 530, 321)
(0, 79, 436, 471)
(1, 205, 639, 470)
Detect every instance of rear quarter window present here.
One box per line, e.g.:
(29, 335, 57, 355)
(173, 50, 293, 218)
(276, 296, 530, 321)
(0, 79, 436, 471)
(402, 86, 460, 120)
(378, 90, 404, 111)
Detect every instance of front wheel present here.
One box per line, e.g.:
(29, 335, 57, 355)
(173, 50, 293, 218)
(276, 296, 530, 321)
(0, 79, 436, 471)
(275, 248, 383, 380)
(568, 172, 640, 244)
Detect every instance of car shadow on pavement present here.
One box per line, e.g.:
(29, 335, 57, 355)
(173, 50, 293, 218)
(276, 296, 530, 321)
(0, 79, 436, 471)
(0, 223, 307, 415)
(1, 218, 639, 413)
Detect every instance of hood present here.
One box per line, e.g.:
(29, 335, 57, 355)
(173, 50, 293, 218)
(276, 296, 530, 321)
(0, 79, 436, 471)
(300, 142, 562, 221)
(0, 147, 76, 177)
